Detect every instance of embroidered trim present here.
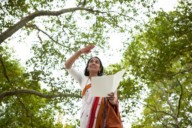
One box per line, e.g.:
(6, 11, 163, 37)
(88, 97, 99, 128)
(82, 84, 91, 97)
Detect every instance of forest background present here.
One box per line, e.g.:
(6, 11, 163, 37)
(0, 0, 191, 127)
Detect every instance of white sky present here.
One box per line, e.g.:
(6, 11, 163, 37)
(9, 0, 179, 67)
(154, 0, 179, 12)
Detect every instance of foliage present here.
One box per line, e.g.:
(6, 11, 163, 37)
(0, 46, 68, 127)
(122, 1, 192, 127)
(0, 0, 158, 127)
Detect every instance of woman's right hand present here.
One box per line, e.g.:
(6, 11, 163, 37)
(65, 44, 95, 69)
(80, 44, 95, 54)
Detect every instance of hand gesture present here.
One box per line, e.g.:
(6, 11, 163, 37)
(80, 44, 95, 54)
(107, 92, 117, 105)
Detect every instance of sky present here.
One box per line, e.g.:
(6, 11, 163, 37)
(9, 0, 179, 68)
(7, 0, 179, 127)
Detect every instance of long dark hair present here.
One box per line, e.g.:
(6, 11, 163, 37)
(84, 57, 104, 76)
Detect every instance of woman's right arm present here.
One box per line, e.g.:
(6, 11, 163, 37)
(65, 50, 82, 69)
(65, 45, 95, 85)
(65, 44, 95, 69)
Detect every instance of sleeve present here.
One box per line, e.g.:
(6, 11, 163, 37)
(66, 68, 84, 85)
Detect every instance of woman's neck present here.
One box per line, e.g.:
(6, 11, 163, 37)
(89, 72, 98, 78)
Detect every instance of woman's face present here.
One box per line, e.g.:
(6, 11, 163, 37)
(87, 57, 101, 74)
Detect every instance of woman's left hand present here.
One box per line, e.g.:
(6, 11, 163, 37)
(107, 92, 117, 105)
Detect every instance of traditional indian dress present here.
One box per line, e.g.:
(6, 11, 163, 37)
(67, 68, 122, 128)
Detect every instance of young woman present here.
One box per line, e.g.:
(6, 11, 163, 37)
(65, 45, 122, 128)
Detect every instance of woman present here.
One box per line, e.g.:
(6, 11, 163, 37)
(65, 45, 122, 128)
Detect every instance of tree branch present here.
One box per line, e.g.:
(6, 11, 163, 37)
(0, 55, 10, 82)
(17, 96, 32, 117)
(172, 67, 192, 77)
(138, 100, 176, 119)
(158, 85, 176, 117)
(176, 79, 183, 118)
(167, 97, 176, 115)
(0, 7, 104, 44)
(26, 24, 65, 47)
(0, 89, 81, 102)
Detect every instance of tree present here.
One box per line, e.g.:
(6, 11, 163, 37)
(0, 46, 72, 127)
(0, 0, 157, 127)
(122, 1, 192, 127)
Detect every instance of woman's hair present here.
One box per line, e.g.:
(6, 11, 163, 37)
(84, 57, 104, 76)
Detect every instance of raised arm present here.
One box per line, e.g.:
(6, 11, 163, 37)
(65, 44, 95, 69)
